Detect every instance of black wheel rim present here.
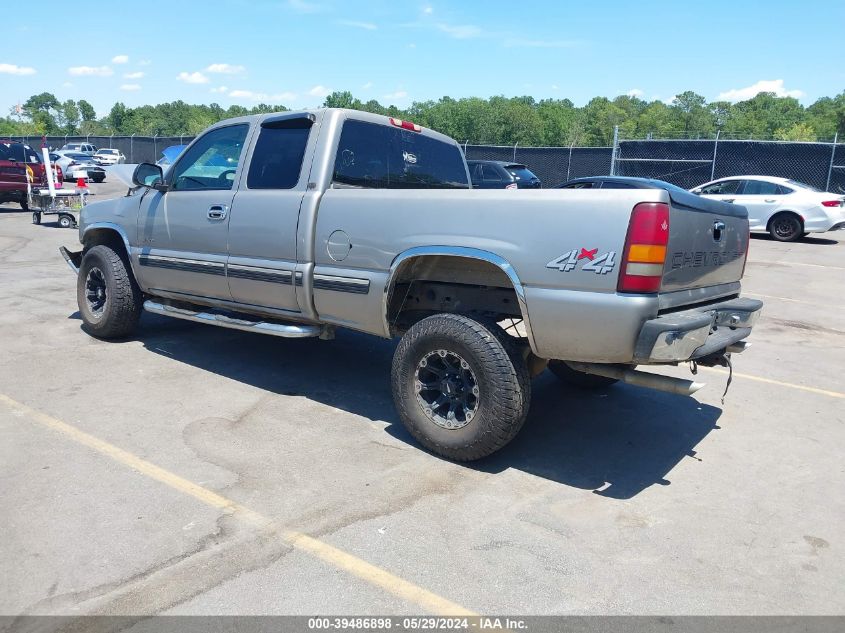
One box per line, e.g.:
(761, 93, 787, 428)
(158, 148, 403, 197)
(85, 267, 107, 316)
(774, 217, 798, 239)
(415, 349, 479, 430)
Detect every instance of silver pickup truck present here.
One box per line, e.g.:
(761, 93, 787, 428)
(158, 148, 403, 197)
(61, 108, 762, 461)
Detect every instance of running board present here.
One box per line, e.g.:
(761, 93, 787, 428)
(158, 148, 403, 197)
(143, 300, 325, 339)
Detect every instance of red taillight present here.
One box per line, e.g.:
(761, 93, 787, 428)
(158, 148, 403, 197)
(617, 202, 670, 294)
(389, 117, 421, 132)
(505, 183, 517, 190)
(741, 227, 750, 277)
(821, 200, 843, 207)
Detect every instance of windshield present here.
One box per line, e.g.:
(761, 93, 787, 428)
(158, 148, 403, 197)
(98, 149, 118, 155)
(505, 166, 538, 181)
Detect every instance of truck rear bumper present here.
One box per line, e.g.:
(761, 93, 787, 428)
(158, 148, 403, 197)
(634, 297, 762, 364)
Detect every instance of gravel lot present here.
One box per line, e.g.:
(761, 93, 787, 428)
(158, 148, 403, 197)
(1, 180, 843, 616)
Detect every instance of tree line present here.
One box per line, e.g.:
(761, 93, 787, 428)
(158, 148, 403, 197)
(3, 89, 844, 146)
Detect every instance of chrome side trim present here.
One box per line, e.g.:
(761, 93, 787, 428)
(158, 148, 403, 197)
(227, 263, 294, 285)
(384, 246, 537, 352)
(143, 301, 322, 338)
(139, 254, 226, 276)
(313, 273, 370, 294)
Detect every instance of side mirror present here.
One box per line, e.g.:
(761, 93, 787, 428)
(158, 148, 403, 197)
(132, 162, 166, 191)
(691, 188, 702, 195)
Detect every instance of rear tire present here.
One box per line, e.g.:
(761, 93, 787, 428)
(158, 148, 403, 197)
(391, 313, 531, 461)
(21, 199, 29, 211)
(769, 213, 803, 242)
(58, 214, 73, 229)
(549, 360, 619, 389)
(77, 245, 142, 339)
(31, 212, 41, 225)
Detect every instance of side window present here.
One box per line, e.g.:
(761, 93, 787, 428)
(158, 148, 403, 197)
(742, 180, 780, 196)
(560, 182, 596, 189)
(482, 165, 502, 182)
(10, 143, 26, 162)
(170, 124, 249, 191)
(700, 180, 741, 195)
(600, 181, 637, 189)
(470, 164, 482, 182)
(247, 119, 312, 189)
(333, 119, 468, 189)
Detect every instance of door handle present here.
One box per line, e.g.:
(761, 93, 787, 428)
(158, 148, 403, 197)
(723, 199, 735, 203)
(207, 205, 228, 220)
(764, 199, 777, 203)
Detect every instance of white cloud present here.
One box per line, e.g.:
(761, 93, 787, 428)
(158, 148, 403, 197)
(717, 79, 804, 102)
(383, 90, 408, 100)
(0, 63, 36, 75)
(308, 85, 331, 97)
(286, 0, 321, 13)
(138, 59, 151, 66)
(112, 55, 129, 64)
(337, 19, 377, 30)
(205, 63, 246, 74)
(229, 89, 297, 102)
(423, 5, 433, 14)
(177, 71, 210, 84)
(504, 38, 580, 48)
(120, 84, 141, 91)
(551, 84, 560, 91)
(436, 23, 481, 39)
(68, 65, 113, 77)
(124, 71, 144, 79)
(627, 88, 644, 98)
(362, 81, 373, 90)
(210, 85, 229, 94)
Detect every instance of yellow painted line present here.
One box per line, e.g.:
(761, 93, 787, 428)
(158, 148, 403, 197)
(0, 393, 475, 616)
(699, 368, 844, 399)
(752, 260, 845, 271)
(743, 292, 841, 308)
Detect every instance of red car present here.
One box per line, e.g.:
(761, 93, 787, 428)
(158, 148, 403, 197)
(0, 140, 63, 210)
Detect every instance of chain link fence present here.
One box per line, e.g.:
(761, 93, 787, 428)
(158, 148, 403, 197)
(613, 131, 844, 192)
(11, 135, 191, 164)
(9, 132, 844, 193)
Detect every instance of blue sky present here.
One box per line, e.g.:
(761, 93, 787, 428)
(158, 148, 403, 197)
(1, 0, 841, 118)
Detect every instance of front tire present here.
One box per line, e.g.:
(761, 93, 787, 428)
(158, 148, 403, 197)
(769, 213, 803, 242)
(31, 212, 41, 225)
(391, 314, 531, 461)
(77, 245, 142, 339)
(21, 199, 29, 211)
(58, 214, 74, 229)
(549, 360, 619, 389)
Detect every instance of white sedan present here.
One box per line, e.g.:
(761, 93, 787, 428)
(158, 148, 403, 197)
(691, 175, 845, 242)
(93, 148, 125, 166)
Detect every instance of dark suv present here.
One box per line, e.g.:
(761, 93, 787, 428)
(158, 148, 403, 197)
(0, 140, 62, 209)
(467, 160, 541, 189)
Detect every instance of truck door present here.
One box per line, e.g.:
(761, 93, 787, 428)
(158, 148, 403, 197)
(226, 113, 316, 313)
(135, 123, 250, 301)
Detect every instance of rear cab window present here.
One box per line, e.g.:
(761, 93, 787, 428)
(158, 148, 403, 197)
(333, 119, 468, 189)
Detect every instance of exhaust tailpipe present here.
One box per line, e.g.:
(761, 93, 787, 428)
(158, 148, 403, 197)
(566, 362, 705, 396)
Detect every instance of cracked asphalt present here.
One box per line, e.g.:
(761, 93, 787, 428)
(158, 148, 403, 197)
(1, 180, 843, 615)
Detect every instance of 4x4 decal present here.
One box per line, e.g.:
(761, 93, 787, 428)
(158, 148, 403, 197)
(546, 248, 616, 274)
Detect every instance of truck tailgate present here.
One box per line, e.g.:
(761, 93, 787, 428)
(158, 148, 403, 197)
(661, 190, 749, 293)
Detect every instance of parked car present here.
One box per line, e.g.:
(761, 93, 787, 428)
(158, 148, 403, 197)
(59, 142, 97, 155)
(61, 109, 762, 462)
(691, 175, 845, 242)
(156, 144, 187, 168)
(0, 140, 63, 209)
(467, 160, 541, 189)
(93, 148, 125, 165)
(50, 151, 106, 183)
(557, 176, 688, 192)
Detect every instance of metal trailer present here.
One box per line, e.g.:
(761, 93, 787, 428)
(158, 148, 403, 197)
(28, 188, 88, 229)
